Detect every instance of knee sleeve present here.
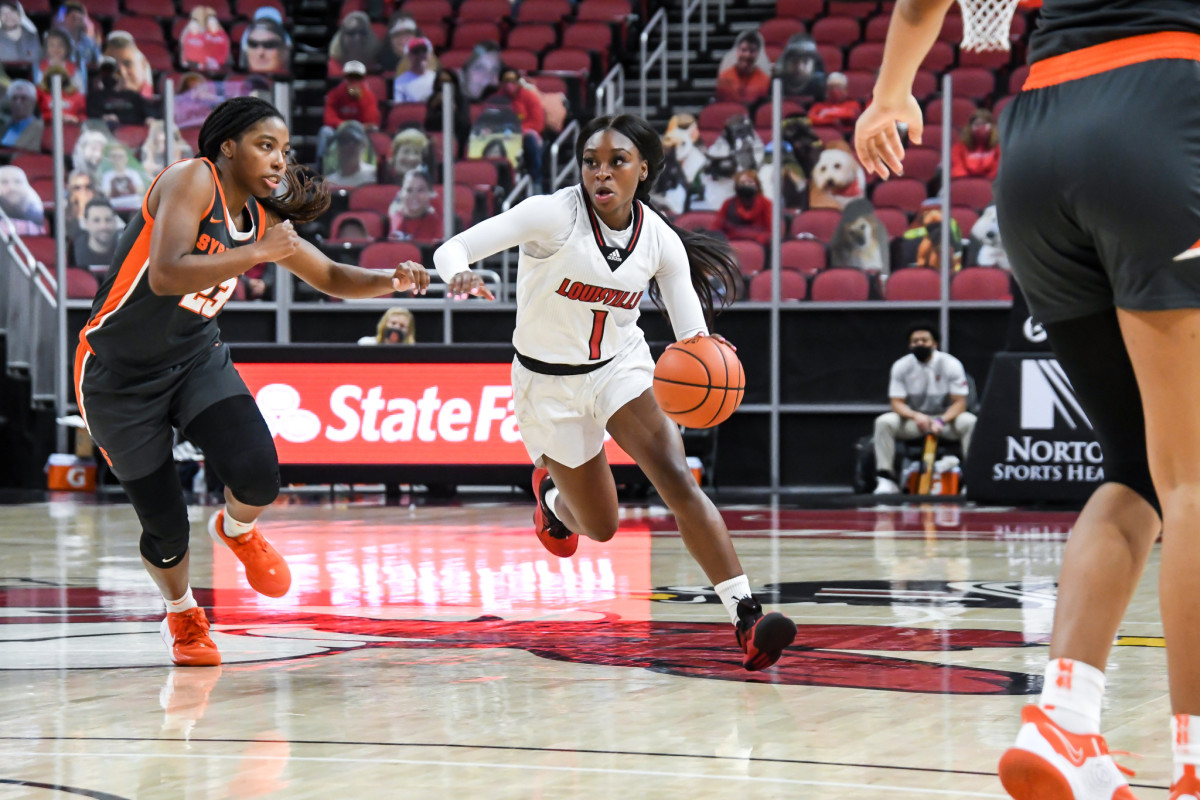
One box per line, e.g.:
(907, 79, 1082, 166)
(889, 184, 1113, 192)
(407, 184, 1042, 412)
(184, 395, 280, 508)
(1046, 311, 1160, 517)
(122, 457, 191, 567)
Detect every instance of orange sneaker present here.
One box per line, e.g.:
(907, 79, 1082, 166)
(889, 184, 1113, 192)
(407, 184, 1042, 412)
(1171, 765, 1200, 799)
(532, 468, 578, 557)
(208, 510, 292, 598)
(160, 607, 221, 667)
(999, 705, 1139, 800)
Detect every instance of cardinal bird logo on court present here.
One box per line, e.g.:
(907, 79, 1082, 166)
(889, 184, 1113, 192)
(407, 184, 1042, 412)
(0, 582, 1047, 694)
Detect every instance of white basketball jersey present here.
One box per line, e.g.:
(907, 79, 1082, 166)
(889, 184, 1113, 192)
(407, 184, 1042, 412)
(514, 186, 677, 364)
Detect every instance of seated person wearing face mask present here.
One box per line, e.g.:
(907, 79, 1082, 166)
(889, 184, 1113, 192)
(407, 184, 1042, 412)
(717, 168, 772, 246)
(873, 325, 976, 494)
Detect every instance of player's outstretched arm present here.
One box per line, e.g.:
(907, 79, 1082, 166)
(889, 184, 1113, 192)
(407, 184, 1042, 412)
(275, 231, 431, 299)
(147, 160, 280, 295)
(853, 0, 956, 179)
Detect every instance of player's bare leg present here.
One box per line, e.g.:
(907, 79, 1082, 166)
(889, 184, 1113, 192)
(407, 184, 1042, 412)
(541, 451, 620, 542)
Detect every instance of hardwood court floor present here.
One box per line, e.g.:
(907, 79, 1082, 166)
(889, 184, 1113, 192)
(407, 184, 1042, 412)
(0, 497, 1174, 799)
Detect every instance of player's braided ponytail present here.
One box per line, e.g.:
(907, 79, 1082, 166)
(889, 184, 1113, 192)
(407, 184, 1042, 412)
(198, 96, 330, 224)
(576, 114, 740, 329)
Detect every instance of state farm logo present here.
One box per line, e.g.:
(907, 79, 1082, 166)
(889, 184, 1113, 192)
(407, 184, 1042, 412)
(256, 383, 322, 443)
(254, 382, 520, 444)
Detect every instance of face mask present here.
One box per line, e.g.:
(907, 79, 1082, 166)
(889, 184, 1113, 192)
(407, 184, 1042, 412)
(971, 127, 991, 144)
(384, 326, 408, 343)
(911, 345, 933, 361)
(735, 184, 757, 201)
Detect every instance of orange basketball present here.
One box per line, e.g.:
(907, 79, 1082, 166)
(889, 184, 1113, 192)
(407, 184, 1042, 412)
(652, 336, 745, 428)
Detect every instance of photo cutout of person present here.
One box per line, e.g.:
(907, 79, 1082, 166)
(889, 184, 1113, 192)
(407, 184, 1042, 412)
(240, 8, 290, 76)
(180, 6, 231, 73)
(0, 164, 46, 236)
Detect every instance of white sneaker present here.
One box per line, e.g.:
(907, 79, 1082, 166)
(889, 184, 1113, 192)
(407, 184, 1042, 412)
(874, 476, 900, 494)
(999, 705, 1138, 800)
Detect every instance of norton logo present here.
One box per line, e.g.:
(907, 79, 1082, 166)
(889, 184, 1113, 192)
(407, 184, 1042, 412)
(256, 383, 322, 443)
(1020, 359, 1091, 431)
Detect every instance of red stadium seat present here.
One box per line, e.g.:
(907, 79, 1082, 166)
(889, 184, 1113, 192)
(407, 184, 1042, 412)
(236, 0, 285, 19)
(828, 0, 878, 15)
(542, 49, 591, 77)
(842, 69, 876, 101)
(775, 0, 823, 20)
(577, 0, 632, 22)
(924, 97, 978, 128)
(386, 103, 428, 134)
(368, 131, 393, 163)
(921, 41, 955, 72)
(329, 211, 386, 242)
(451, 22, 503, 51)
(113, 124, 149, 151)
(959, 47, 1015, 69)
(11, 152, 55, 180)
(516, 0, 573, 24)
(749, 269, 808, 301)
(349, 184, 401, 215)
(438, 50, 473, 72)
(871, 178, 927, 213)
(563, 22, 613, 58)
(112, 15, 166, 42)
(673, 211, 718, 233)
(993, 94, 1016, 121)
(951, 177, 994, 211)
(458, 0, 512, 22)
(66, 268, 98, 299)
(847, 42, 884, 72)
(951, 267, 1012, 300)
(122, 0, 174, 17)
(729, 240, 765, 277)
(950, 205, 980, 236)
(816, 44, 843, 72)
(912, 69, 937, 100)
(780, 239, 827, 276)
(948, 67, 997, 101)
(182, 0, 234, 21)
(901, 147, 941, 183)
(360, 241, 424, 272)
(699, 102, 749, 136)
(753, 99, 803, 128)
(812, 17, 861, 48)
(1008, 65, 1030, 94)
(179, 126, 202, 152)
(864, 15, 890, 42)
(454, 158, 500, 191)
(139, 41, 174, 73)
(23, 236, 56, 267)
(501, 48, 541, 73)
(401, 0, 453, 26)
(85, 0, 120, 18)
(790, 208, 842, 242)
(759, 17, 807, 46)
(872, 207, 910, 239)
(884, 267, 941, 300)
(810, 267, 870, 301)
(507, 23, 558, 52)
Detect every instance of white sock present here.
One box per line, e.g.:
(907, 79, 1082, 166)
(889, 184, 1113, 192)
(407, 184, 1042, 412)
(222, 510, 255, 539)
(714, 574, 752, 626)
(1172, 715, 1200, 784)
(1039, 658, 1105, 735)
(166, 586, 197, 613)
(544, 487, 561, 518)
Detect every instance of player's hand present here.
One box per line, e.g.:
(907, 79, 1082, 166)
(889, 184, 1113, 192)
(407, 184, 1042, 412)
(447, 270, 495, 301)
(853, 93, 923, 180)
(256, 219, 300, 263)
(707, 333, 737, 352)
(930, 418, 945, 436)
(913, 412, 933, 434)
(392, 260, 430, 295)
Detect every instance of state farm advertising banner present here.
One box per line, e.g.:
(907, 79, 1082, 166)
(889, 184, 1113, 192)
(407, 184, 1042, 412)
(237, 362, 635, 466)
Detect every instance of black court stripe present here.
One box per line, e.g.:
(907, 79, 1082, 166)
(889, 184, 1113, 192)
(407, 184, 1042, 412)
(0, 736, 1168, 790)
(0, 778, 132, 799)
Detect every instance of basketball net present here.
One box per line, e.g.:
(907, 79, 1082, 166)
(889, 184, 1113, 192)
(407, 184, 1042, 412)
(958, 0, 1020, 52)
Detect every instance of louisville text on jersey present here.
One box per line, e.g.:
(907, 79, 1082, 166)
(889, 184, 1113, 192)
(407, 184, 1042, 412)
(554, 278, 644, 309)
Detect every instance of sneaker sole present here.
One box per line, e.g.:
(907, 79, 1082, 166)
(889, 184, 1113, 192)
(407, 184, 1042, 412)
(744, 612, 797, 671)
(998, 747, 1074, 800)
(532, 470, 578, 558)
(207, 511, 291, 598)
(160, 617, 222, 667)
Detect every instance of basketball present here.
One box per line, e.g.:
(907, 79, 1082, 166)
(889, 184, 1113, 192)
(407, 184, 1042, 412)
(652, 336, 745, 428)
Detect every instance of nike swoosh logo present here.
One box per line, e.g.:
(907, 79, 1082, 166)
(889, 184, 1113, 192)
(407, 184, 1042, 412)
(210, 216, 222, 224)
(1174, 237, 1200, 262)
(1044, 722, 1087, 766)
(162, 554, 179, 563)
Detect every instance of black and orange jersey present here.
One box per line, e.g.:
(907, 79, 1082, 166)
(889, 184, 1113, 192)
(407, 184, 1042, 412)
(80, 157, 266, 376)
(1029, 0, 1200, 63)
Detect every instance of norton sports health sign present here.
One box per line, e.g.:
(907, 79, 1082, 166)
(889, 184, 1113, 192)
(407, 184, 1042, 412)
(237, 362, 634, 465)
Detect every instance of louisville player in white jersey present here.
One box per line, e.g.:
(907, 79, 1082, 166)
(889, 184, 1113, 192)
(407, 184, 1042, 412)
(857, 0, 1200, 798)
(434, 114, 797, 670)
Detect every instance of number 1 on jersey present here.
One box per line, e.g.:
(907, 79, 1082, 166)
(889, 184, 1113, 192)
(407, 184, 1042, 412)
(589, 309, 608, 360)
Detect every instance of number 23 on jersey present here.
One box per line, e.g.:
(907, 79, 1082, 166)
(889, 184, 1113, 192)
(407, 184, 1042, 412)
(179, 278, 238, 318)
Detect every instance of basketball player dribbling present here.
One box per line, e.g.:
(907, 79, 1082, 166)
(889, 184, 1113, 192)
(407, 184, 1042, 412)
(434, 114, 798, 670)
(856, 1, 1200, 798)
(76, 97, 430, 667)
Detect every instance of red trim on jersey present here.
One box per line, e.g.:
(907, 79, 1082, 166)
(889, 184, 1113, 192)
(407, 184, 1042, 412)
(579, 185, 645, 257)
(1025, 32, 1200, 90)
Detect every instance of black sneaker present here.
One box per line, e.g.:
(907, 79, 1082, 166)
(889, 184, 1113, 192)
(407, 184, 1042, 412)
(532, 467, 578, 557)
(734, 596, 797, 671)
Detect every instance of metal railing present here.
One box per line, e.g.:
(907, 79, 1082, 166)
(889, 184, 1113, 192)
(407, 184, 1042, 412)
(548, 119, 580, 192)
(499, 173, 533, 303)
(639, 7, 668, 118)
(680, 0, 708, 80)
(594, 64, 625, 117)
